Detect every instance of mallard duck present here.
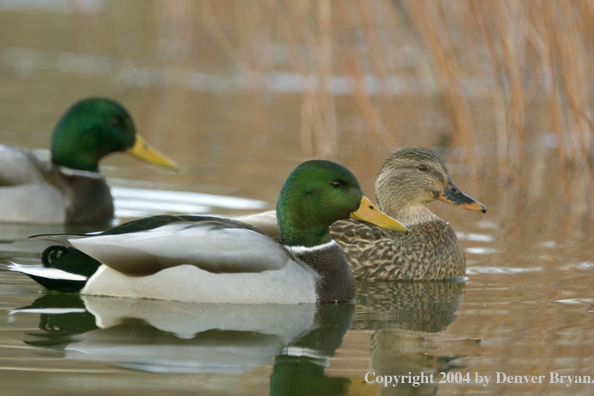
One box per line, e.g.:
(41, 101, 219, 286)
(237, 146, 486, 280)
(0, 98, 178, 225)
(9, 160, 408, 303)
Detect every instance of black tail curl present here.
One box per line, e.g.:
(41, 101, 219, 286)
(40, 245, 102, 278)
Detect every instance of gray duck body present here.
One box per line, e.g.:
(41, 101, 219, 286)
(0, 145, 113, 225)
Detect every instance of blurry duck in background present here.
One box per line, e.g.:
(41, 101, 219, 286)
(238, 146, 486, 280)
(10, 160, 408, 303)
(0, 98, 178, 225)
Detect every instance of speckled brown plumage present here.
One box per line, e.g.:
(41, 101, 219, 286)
(329, 146, 485, 281)
(331, 218, 465, 280)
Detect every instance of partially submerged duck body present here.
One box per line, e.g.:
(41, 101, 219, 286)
(0, 145, 113, 224)
(239, 146, 486, 280)
(0, 98, 177, 225)
(10, 160, 407, 303)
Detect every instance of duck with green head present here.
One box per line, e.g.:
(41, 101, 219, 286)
(9, 160, 407, 303)
(0, 98, 178, 225)
(237, 146, 486, 280)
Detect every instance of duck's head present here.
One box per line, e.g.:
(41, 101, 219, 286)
(50, 98, 178, 173)
(277, 160, 407, 247)
(375, 146, 486, 225)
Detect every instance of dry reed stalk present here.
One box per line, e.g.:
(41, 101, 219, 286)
(498, 2, 527, 190)
(381, 0, 432, 147)
(405, 0, 481, 195)
(316, 0, 338, 159)
(470, 1, 512, 183)
(538, 2, 571, 205)
(201, 0, 268, 137)
(273, 1, 340, 159)
(194, 0, 594, 212)
(332, 3, 398, 151)
(273, 1, 316, 157)
(553, 1, 594, 210)
(356, 0, 399, 138)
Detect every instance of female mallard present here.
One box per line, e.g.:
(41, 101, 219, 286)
(0, 98, 178, 225)
(238, 147, 486, 280)
(9, 160, 407, 303)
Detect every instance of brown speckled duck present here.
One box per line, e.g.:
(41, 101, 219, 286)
(238, 146, 486, 280)
(330, 146, 486, 280)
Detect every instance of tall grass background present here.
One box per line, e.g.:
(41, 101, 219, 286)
(2, 0, 593, 234)
(192, 0, 594, 231)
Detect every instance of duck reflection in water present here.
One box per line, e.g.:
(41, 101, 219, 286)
(12, 279, 475, 395)
(12, 294, 353, 394)
(352, 280, 479, 396)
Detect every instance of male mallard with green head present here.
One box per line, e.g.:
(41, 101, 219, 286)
(0, 98, 178, 225)
(10, 160, 408, 303)
(238, 146, 486, 280)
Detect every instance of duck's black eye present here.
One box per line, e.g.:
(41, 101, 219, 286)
(331, 180, 341, 188)
(110, 117, 123, 127)
(417, 164, 427, 171)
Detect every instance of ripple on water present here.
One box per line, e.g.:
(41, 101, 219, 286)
(466, 266, 543, 275)
(111, 186, 270, 218)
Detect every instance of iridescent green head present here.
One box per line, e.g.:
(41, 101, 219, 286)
(276, 160, 407, 248)
(50, 98, 177, 172)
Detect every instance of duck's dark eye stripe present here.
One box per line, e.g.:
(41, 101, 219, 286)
(418, 164, 427, 171)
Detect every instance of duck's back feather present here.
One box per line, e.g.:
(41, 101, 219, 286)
(70, 217, 310, 276)
(233, 210, 279, 239)
(0, 145, 49, 185)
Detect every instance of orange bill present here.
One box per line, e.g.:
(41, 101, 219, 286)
(438, 180, 487, 213)
(350, 196, 408, 233)
(126, 135, 179, 170)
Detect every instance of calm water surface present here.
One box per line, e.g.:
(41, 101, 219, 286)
(1, 3, 594, 396)
(1, 159, 593, 396)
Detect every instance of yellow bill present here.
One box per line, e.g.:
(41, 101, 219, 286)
(126, 135, 179, 170)
(350, 196, 408, 233)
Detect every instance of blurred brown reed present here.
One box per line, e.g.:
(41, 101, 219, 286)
(23, 0, 594, 214)
(197, 0, 594, 210)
